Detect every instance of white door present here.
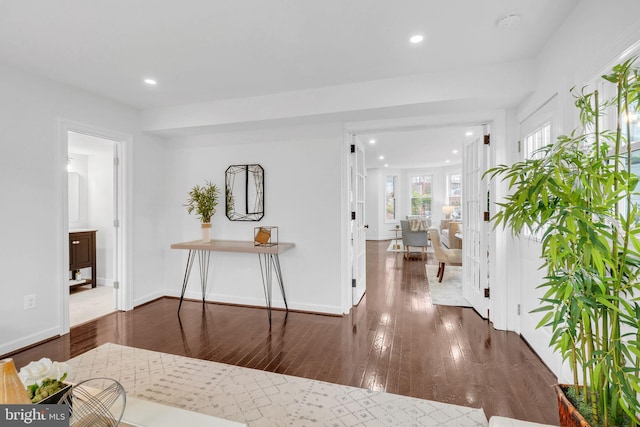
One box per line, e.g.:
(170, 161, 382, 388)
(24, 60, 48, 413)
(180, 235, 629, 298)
(462, 134, 489, 318)
(351, 136, 367, 305)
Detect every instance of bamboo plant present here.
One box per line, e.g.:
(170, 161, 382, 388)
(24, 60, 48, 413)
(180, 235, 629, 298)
(485, 58, 640, 426)
(185, 180, 219, 223)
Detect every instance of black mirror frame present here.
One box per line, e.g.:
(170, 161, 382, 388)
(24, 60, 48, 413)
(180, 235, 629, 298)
(225, 164, 264, 221)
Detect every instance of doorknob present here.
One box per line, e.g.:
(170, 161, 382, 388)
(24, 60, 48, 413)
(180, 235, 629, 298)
(364, 225, 369, 229)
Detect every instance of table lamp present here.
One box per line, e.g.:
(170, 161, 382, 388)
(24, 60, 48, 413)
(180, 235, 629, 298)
(442, 205, 454, 219)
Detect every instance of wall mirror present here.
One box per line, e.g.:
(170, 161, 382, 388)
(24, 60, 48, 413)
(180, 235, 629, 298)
(225, 164, 264, 221)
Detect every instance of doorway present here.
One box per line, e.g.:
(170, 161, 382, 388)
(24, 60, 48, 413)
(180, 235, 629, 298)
(59, 120, 130, 332)
(346, 121, 491, 315)
(67, 131, 118, 326)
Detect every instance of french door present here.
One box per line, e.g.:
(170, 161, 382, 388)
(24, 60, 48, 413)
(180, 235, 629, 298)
(350, 136, 366, 305)
(462, 135, 489, 318)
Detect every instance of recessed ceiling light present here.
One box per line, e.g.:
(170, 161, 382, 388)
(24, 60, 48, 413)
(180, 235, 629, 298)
(445, 160, 450, 163)
(465, 131, 473, 136)
(384, 164, 389, 168)
(452, 149, 459, 154)
(379, 155, 385, 160)
(409, 34, 424, 44)
(369, 139, 376, 144)
(144, 78, 157, 86)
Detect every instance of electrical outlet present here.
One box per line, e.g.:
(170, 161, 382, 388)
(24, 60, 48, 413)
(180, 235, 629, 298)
(24, 294, 36, 310)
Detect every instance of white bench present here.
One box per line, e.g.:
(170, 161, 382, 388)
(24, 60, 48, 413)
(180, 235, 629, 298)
(489, 416, 558, 427)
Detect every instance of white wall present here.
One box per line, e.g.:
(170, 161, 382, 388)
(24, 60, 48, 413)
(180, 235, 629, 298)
(365, 168, 382, 240)
(0, 64, 166, 355)
(162, 123, 347, 314)
(365, 167, 405, 241)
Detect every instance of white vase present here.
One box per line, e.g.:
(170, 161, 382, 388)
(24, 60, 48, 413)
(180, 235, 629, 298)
(201, 223, 212, 242)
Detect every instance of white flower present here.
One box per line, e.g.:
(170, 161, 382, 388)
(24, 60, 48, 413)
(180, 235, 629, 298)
(18, 358, 70, 386)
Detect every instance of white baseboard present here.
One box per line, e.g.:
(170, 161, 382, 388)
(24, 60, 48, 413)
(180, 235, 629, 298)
(164, 289, 344, 315)
(96, 277, 114, 287)
(0, 326, 61, 357)
(134, 290, 167, 307)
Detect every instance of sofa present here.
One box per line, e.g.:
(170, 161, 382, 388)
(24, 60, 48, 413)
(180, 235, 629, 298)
(440, 220, 462, 249)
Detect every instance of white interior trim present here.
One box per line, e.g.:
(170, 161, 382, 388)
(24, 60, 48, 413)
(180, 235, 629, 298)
(58, 119, 134, 334)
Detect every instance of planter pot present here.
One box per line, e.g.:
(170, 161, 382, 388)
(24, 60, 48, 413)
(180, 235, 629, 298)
(36, 383, 72, 404)
(554, 384, 590, 427)
(201, 222, 212, 243)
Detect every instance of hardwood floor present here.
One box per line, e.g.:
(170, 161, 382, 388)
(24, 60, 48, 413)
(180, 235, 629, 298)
(6, 240, 559, 425)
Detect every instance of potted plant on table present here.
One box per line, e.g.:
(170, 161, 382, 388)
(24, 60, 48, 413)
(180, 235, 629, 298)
(19, 358, 71, 403)
(485, 58, 640, 426)
(185, 180, 220, 243)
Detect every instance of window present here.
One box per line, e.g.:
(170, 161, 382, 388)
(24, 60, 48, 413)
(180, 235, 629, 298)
(448, 173, 462, 219)
(524, 122, 551, 159)
(409, 175, 432, 217)
(629, 102, 640, 143)
(385, 175, 397, 221)
(523, 122, 552, 238)
(629, 144, 640, 211)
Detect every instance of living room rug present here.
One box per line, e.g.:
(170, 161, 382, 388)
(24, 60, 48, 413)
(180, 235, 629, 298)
(66, 343, 487, 426)
(386, 240, 434, 254)
(425, 265, 471, 307)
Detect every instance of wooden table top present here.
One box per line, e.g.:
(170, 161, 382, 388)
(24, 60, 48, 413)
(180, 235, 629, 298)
(171, 239, 295, 254)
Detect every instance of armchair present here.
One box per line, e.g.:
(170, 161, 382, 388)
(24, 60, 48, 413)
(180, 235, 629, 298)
(428, 228, 462, 282)
(400, 219, 430, 261)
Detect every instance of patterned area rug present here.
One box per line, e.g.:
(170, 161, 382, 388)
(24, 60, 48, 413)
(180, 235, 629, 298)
(66, 343, 487, 426)
(425, 265, 471, 307)
(386, 240, 434, 254)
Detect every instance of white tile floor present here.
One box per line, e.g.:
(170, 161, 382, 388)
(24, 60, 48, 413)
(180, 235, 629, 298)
(69, 285, 115, 326)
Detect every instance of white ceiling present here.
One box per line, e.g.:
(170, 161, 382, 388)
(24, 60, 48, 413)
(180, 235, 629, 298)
(0, 0, 580, 168)
(359, 125, 484, 169)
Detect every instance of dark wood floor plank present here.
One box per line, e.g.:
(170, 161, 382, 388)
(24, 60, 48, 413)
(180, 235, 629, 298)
(3, 240, 559, 425)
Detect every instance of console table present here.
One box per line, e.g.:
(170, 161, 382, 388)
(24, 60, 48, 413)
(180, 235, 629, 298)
(170, 239, 295, 324)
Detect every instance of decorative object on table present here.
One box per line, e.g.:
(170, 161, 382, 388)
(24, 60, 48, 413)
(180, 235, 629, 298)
(254, 226, 277, 246)
(391, 225, 401, 250)
(485, 58, 640, 426)
(184, 180, 219, 243)
(442, 205, 454, 219)
(0, 358, 31, 404)
(18, 357, 71, 403)
(225, 164, 264, 221)
(60, 377, 126, 427)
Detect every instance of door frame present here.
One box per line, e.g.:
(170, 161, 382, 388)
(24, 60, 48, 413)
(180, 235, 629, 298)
(351, 135, 367, 305)
(342, 114, 509, 328)
(58, 119, 133, 333)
